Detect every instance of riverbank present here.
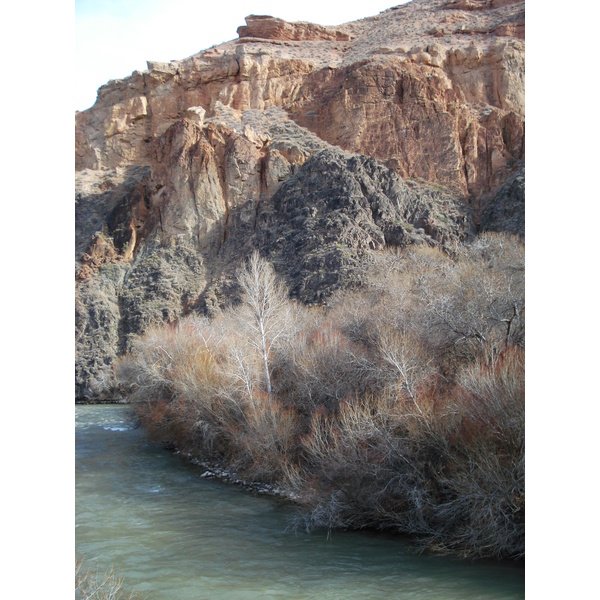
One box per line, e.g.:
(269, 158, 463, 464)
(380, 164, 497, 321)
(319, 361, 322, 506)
(75, 398, 126, 404)
(77, 404, 525, 599)
(117, 237, 525, 561)
(188, 455, 297, 501)
(75, 399, 297, 500)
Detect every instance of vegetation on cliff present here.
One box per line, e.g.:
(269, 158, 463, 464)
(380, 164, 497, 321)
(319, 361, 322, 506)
(76, 1, 525, 402)
(76, 0, 526, 565)
(117, 231, 524, 560)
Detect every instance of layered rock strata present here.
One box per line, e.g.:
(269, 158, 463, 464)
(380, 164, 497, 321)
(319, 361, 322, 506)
(75, 0, 524, 400)
(76, 0, 524, 205)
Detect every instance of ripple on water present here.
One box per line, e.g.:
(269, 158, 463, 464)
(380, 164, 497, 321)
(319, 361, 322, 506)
(76, 405, 524, 600)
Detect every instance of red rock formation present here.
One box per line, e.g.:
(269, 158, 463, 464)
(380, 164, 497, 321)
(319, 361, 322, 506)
(75, 0, 525, 399)
(237, 15, 353, 42)
(76, 0, 524, 211)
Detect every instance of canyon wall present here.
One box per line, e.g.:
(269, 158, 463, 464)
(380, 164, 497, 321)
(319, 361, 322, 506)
(75, 0, 524, 400)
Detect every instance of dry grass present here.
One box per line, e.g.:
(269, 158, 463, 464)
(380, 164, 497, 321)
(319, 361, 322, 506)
(76, 558, 146, 600)
(116, 233, 525, 559)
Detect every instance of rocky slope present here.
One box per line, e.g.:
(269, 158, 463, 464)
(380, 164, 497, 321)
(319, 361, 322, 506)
(75, 0, 524, 400)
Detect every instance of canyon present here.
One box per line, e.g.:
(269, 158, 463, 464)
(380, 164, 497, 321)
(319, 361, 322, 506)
(75, 0, 524, 401)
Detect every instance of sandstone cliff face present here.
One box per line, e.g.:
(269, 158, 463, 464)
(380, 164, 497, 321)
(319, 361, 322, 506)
(75, 0, 524, 400)
(76, 0, 524, 203)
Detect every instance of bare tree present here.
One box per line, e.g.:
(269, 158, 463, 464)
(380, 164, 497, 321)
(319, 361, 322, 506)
(235, 251, 293, 403)
(376, 327, 435, 413)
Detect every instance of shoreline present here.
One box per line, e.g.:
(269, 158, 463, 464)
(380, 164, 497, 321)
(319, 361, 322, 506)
(76, 400, 524, 564)
(75, 400, 298, 501)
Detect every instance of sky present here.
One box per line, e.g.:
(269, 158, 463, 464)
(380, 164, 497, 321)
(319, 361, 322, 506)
(75, 0, 409, 112)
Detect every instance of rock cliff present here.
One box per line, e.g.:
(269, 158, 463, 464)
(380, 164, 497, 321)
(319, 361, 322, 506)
(75, 0, 524, 400)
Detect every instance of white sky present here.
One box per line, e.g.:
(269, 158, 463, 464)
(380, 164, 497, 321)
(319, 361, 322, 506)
(75, 0, 409, 111)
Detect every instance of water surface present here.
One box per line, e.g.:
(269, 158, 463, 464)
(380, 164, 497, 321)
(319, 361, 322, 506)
(76, 404, 524, 599)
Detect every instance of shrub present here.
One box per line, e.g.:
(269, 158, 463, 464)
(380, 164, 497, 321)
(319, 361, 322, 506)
(292, 392, 436, 535)
(272, 320, 375, 415)
(116, 234, 525, 559)
(418, 345, 525, 558)
(76, 557, 145, 600)
(235, 396, 301, 482)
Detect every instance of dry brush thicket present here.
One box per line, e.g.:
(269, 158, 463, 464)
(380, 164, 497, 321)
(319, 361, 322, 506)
(117, 234, 525, 559)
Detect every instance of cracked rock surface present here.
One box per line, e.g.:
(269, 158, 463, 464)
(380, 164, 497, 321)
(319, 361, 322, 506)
(75, 0, 524, 400)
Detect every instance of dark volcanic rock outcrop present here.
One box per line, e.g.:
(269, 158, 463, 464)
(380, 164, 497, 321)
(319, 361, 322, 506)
(75, 0, 524, 400)
(480, 165, 524, 237)
(256, 149, 473, 303)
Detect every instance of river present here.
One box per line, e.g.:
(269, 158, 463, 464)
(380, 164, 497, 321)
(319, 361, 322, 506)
(76, 404, 524, 599)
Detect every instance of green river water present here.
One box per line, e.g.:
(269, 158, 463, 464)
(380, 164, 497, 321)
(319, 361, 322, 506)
(76, 404, 524, 599)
